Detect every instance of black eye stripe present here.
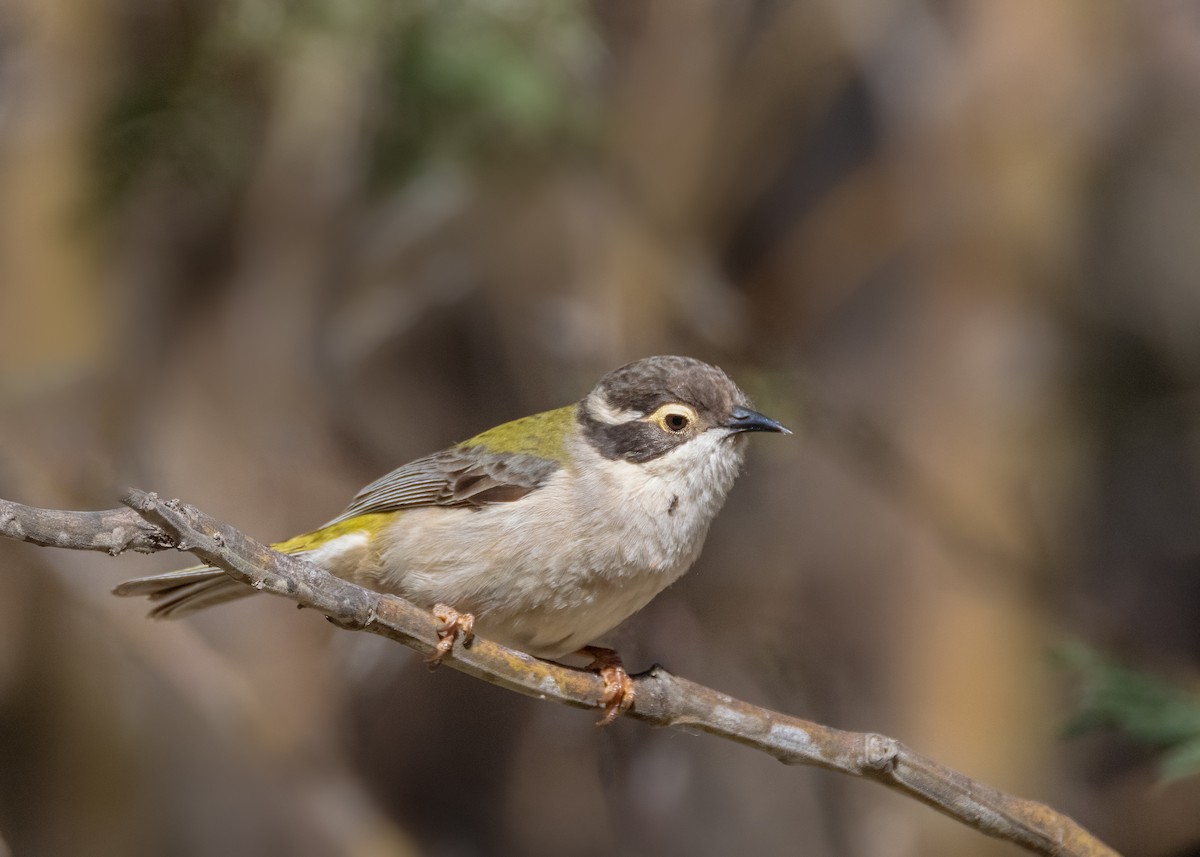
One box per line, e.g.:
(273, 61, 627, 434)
(579, 409, 688, 463)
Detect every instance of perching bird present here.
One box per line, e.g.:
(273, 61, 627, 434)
(115, 356, 788, 721)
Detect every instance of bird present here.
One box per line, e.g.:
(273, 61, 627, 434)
(115, 355, 789, 722)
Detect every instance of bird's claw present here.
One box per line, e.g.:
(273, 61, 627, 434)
(427, 604, 475, 669)
(581, 646, 634, 726)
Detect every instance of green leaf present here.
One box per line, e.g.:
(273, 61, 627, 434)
(1054, 640, 1200, 781)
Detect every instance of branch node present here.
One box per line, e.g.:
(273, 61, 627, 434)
(326, 601, 375, 631)
(325, 596, 378, 631)
(863, 733, 899, 772)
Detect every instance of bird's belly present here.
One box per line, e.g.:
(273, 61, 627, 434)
(472, 566, 673, 658)
(372, 501, 696, 659)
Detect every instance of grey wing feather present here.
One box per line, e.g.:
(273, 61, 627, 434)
(325, 446, 561, 525)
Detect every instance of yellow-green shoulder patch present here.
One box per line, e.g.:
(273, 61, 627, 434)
(457, 404, 576, 464)
(271, 513, 391, 554)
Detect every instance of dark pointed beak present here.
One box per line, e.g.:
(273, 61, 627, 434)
(724, 405, 791, 435)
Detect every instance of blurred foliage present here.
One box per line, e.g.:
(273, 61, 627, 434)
(92, 0, 600, 208)
(1057, 641, 1200, 781)
(91, 1, 270, 208)
(368, 0, 601, 189)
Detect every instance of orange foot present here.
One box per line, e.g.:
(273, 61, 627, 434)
(580, 645, 634, 726)
(427, 604, 476, 669)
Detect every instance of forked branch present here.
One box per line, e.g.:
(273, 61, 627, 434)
(0, 491, 1120, 857)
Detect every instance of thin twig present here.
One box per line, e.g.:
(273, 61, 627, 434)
(0, 490, 1121, 857)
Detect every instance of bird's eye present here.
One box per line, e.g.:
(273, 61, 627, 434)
(664, 412, 689, 432)
(647, 403, 699, 434)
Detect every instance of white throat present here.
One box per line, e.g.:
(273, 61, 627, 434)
(572, 428, 747, 578)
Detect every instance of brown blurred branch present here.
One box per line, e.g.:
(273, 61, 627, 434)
(0, 490, 1119, 857)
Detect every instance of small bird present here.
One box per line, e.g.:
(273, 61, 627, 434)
(116, 356, 788, 722)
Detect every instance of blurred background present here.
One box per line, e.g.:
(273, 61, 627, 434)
(2, 1, 1199, 855)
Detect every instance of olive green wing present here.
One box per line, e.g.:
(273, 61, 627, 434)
(325, 445, 562, 525)
(326, 405, 576, 524)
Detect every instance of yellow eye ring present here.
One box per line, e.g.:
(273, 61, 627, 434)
(664, 412, 688, 431)
(647, 403, 698, 434)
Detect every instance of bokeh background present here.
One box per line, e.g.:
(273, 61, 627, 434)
(2, 1, 1199, 855)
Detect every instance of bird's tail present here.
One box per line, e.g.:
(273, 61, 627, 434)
(113, 529, 322, 619)
(112, 564, 256, 619)
(114, 516, 384, 619)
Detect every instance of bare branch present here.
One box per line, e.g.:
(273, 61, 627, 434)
(0, 497, 173, 555)
(2, 489, 1121, 857)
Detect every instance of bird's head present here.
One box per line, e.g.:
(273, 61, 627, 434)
(577, 356, 788, 479)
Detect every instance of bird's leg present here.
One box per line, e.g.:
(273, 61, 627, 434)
(579, 645, 634, 726)
(427, 604, 475, 669)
